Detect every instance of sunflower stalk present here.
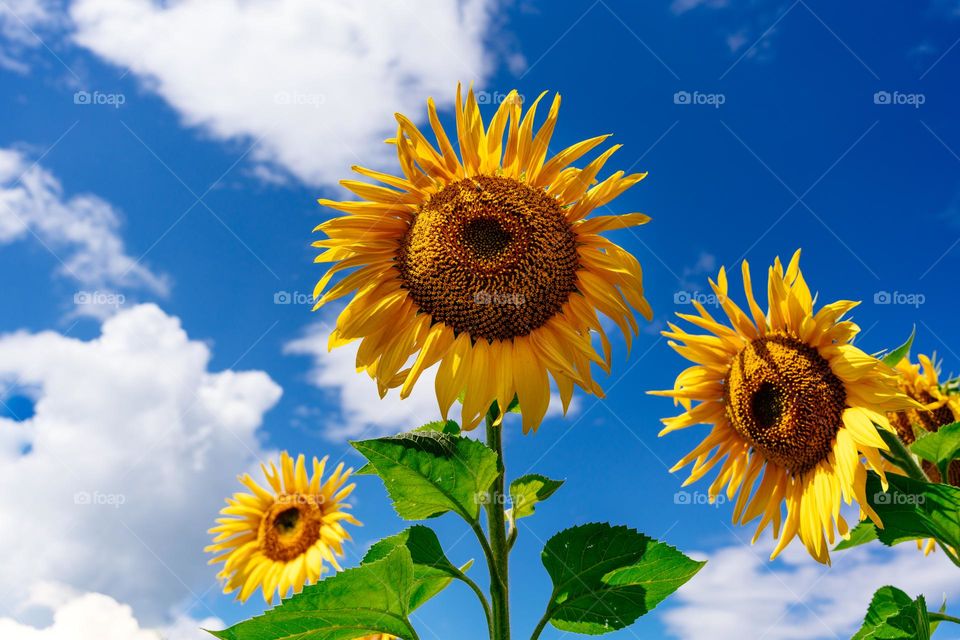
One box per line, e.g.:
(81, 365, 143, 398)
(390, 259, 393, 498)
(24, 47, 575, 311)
(878, 427, 929, 482)
(485, 404, 512, 640)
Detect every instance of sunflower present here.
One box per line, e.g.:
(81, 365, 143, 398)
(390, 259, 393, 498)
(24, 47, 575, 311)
(887, 354, 960, 555)
(206, 452, 361, 603)
(312, 85, 652, 433)
(888, 354, 960, 452)
(653, 251, 918, 564)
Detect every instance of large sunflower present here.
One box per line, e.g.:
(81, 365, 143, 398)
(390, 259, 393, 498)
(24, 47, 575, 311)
(653, 251, 917, 564)
(313, 85, 652, 432)
(206, 452, 360, 603)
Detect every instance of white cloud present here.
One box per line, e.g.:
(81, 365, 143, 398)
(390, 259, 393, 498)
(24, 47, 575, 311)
(0, 304, 282, 623)
(0, 585, 219, 640)
(69, 0, 501, 187)
(664, 539, 960, 640)
(0, 148, 169, 315)
(284, 321, 446, 440)
(284, 319, 577, 439)
(0, 0, 64, 73)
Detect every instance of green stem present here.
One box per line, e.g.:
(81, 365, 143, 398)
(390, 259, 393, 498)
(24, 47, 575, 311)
(486, 406, 511, 640)
(879, 430, 928, 482)
(506, 521, 518, 552)
(469, 521, 499, 640)
(929, 612, 960, 625)
(529, 610, 551, 640)
(454, 567, 494, 636)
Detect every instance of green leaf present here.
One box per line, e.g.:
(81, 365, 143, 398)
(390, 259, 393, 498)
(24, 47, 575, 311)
(509, 474, 564, 520)
(912, 422, 960, 478)
(413, 419, 461, 435)
(362, 525, 465, 611)
(865, 472, 960, 551)
(356, 421, 461, 475)
(852, 586, 930, 640)
(834, 521, 879, 551)
(539, 522, 705, 635)
(881, 327, 915, 368)
(210, 547, 418, 640)
(352, 431, 499, 522)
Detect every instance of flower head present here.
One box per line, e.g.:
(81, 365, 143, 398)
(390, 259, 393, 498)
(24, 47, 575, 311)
(206, 452, 360, 602)
(313, 85, 652, 432)
(654, 251, 917, 563)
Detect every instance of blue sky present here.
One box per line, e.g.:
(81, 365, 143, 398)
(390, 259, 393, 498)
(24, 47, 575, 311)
(1, 1, 960, 639)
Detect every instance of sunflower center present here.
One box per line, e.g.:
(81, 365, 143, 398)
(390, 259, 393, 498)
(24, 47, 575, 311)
(396, 175, 580, 342)
(273, 507, 300, 534)
(462, 218, 513, 259)
(724, 334, 847, 474)
(260, 495, 324, 562)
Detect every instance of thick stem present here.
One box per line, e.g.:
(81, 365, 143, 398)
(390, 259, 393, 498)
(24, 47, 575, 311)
(486, 406, 511, 640)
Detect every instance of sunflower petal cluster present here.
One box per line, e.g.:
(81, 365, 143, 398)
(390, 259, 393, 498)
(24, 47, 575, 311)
(206, 452, 360, 602)
(313, 85, 652, 432)
(654, 251, 918, 563)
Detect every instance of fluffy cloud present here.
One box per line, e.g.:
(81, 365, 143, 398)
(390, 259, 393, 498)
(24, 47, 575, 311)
(664, 539, 960, 639)
(0, 148, 169, 315)
(284, 319, 577, 439)
(0, 0, 62, 71)
(284, 321, 446, 440)
(0, 304, 281, 623)
(69, 0, 501, 187)
(0, 584, 219, 640)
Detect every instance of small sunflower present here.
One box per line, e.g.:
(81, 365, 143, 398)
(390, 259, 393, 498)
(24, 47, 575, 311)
(206, 452, 361, 603)
(888, 354, 960, 451)
(313, 84, 652, 433)
(653, 250, 917, 564)
(888, 354, 960, 556)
